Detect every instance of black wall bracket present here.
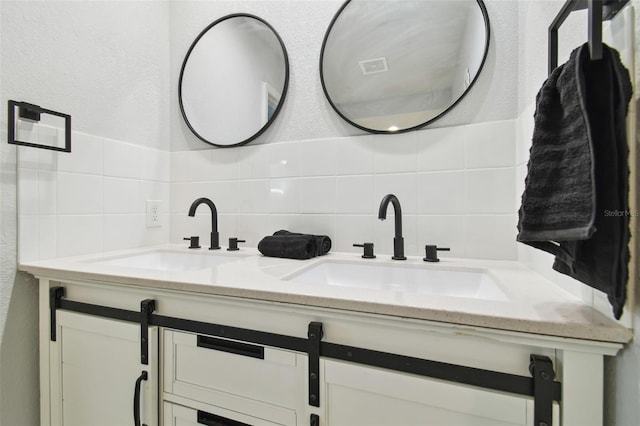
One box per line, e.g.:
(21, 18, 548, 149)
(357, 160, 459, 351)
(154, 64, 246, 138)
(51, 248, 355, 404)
(549, 0, 629, 75)
(8, 100, 71, 153)
(307, 322, 323, 407)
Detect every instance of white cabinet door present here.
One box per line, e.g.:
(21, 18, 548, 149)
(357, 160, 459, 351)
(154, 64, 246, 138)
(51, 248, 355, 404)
(50, 310, 158, 426)
(323, 359, 558, 426)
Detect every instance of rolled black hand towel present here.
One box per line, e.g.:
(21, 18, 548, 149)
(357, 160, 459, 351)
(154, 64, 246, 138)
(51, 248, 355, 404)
(257, 234, 318, 260)
(274, 230, 332, 256)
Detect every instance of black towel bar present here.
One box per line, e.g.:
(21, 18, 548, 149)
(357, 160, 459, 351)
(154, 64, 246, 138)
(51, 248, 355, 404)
(549, 0, 629, 75)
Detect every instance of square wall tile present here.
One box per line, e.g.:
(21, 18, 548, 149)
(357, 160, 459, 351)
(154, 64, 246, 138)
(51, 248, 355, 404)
(38, 148, 58, 171)
(516, 102, 536, 166)
(104, 139, 141, 179)
(17, 146, 39, 169)
(336, 175, 374, 214)
(236, 214, 271, 248)
(373, 132, 417, 174)
(57, 172, 103, 215)
(18, 215, 38, 263)
(375, 173, 417, 214)
(269, 178, 301, 213)
(417, 215, 467, 258)
(170, 151, 190, 182)
(466, 168, 516, 214)
(189, 149, 238, 182)
(333, 135, 375, 176)
(38, 215, 58, 260)
(18, 168, 38, 215)
(417, 126, 466, 172)
(466, 215, 517, 260)
(140, 147, 170, 182)
(237, 180, 270, 214)
(58, 132, 103, 175)
(268, 141, 303, 178)
(417, 171, 465, 214)
(515, 165, 527, 212)
(103, 215, 146, 252)
(268, 215, 303, 234)
(332, 215, 376, 254)
(57, 215, 103, 257)
(465, 120, 516, 169)
(298, 215, 336, 240)
(236, 144, 270, 179)
(104, 177, 140, 214)
(38, 170, 57, 215)
(300, 177, 336, 214)
(299, 138, 337, 176)
(140, 182, 170, 213)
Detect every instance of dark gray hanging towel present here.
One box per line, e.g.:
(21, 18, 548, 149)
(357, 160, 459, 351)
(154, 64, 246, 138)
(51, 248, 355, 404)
(517, 43, 632, 319)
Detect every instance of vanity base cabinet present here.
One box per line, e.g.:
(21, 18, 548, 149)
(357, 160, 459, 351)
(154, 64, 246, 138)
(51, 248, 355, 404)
(322, 359, 559, 426)
(48, 310, 158, 426)
(36, 278, 620, 426)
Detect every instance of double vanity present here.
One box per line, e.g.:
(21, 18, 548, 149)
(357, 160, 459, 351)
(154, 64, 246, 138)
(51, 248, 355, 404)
(20, 244, 631, 426)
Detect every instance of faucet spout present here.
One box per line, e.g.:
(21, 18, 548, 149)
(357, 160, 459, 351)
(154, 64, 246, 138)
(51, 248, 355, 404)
(378, 194, 406, 260)
(188, 197, 220, 249)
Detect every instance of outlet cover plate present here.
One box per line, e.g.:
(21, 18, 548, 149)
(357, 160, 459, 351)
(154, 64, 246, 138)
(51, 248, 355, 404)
(146, 200, 162, 228)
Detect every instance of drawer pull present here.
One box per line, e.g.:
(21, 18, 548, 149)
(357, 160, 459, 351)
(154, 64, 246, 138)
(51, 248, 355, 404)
(197, 410, 252, 426)
(133, 371, 147, 426)
(197, 335, 265, 360)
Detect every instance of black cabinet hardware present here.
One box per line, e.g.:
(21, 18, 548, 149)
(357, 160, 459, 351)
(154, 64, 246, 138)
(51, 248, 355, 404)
(49, 287, 65, 341)
(184, 236, 201, 249)
(353, 243, 376, 259)
(133, 371, 148, 426)
(197, 410, 251, 426)
(308, 322, 323, 407)
(50, 290, 562, 425)
(197, 335, 264, 359)
(530, 355, 555, 426)
(423, 245, 450, 262)
(227, 238, 246, 251)
(140, 300, 155, 365)
(310, 414, 320, 426)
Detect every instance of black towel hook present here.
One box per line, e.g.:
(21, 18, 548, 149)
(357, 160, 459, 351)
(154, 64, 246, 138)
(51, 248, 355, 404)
(548, 0, 629, 76)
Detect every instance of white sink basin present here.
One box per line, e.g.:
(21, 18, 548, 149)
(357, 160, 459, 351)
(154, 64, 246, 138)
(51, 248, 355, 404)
(92, 250, 246, 272)
(284, 260, 508, 301)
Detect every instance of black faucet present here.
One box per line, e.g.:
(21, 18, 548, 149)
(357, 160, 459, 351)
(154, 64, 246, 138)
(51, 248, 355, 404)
(188, 197, 221, 250)
(378, 194, 406, 260)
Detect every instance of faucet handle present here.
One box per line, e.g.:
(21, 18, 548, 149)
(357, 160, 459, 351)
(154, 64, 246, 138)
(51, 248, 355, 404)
(227, 238, 246, 251)
(423, 244, 450, 262)
(353, 243, 376, 259)
(184, 236, 201, 249)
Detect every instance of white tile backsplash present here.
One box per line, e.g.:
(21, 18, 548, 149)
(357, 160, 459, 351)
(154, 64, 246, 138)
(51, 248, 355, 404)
(17, 132, 171, 262)
(19, 120, 519, 262)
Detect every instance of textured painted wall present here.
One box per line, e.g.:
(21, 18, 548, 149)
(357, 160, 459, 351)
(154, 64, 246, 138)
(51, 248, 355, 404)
(0, 2, 170, 425)
(170, 0, 520, 151)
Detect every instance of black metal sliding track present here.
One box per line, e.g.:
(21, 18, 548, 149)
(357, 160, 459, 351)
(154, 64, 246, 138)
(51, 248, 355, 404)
(49, 288, 561, 425)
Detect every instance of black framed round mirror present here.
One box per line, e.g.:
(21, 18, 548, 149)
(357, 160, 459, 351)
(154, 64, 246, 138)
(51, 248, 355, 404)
(179, 14, 289, 147)
(320, 0, 490, 133)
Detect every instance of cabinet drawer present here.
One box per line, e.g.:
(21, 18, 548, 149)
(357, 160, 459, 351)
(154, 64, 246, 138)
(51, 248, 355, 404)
(163, 400, 290, 426)
(163, 329, 304, 411)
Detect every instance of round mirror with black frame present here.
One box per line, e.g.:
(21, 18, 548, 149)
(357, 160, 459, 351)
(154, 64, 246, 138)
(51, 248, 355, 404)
(179, 13, 289, 147)
(320, 0, 490, 134)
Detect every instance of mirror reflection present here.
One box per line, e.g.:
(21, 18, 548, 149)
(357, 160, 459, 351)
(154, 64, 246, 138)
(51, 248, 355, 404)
(320, 0, 490, 133)
(179, 14, 289, 147)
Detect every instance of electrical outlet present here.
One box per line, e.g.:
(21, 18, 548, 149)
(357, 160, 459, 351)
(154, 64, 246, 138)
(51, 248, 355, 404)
(146, 200, 162, 228)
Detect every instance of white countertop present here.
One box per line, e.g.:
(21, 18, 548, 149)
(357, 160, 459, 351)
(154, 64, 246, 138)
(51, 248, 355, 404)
(19, 244, 632, 344)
